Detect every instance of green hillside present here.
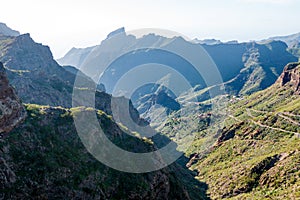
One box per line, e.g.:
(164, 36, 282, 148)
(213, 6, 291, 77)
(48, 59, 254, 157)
(186, 63, 300, 199)
(0, 104, 208, 199)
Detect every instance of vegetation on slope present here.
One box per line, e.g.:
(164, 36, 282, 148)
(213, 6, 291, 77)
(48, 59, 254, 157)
(0, 104, 208, 200)
(185, 63, 300, 199)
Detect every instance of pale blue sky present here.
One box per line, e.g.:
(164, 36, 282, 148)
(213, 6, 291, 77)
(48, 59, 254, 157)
(1, 0, 299, 58)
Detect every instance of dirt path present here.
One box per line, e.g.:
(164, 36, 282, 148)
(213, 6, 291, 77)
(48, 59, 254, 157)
(283, 112, 300, 118)
(246, 109, 300, 138)
(228, 114, 243, 123)
(249, 108, 300, 126)
(248, 108, 268, 114)
(277, 113, 300, 126)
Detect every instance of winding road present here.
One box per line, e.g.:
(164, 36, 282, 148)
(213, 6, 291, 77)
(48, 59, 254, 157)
(245, 109, 300, 138)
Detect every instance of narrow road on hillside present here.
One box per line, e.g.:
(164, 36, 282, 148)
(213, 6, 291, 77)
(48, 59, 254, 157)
(283, 112, 300, 118)
(228, 114, 243, 123)
(277, 113, 300, 126)
(249, 108, 300, 126)
(246, 109, 300, 138)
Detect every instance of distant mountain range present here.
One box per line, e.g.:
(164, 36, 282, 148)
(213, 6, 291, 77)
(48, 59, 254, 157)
(261, 32, 300, 58)
(57, 28, 299, 118)
(58, 28, 300, 69)
(1, 23, 299, 200)
(265, 32, 300, 47)
(58, 28, 300, 90)
(192, 38, 239, 45)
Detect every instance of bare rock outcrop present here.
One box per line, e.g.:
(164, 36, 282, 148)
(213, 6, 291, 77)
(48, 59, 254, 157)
(0, 62, 26, 133)
(276, 62, 300, 94)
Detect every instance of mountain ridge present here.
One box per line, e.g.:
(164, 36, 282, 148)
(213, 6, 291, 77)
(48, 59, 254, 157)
(0, 23, 20, 37)
(1, 23, 300, 199)
(266, 32, 300, 47)
(58, 29, 298, 96)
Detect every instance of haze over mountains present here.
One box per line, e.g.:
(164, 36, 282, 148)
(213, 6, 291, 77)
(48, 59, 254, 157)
(266, 32, 300, 47)
(0, 23, 300, 199)
(58, 28, 300, 95)
(0, 23, 208, 199)
(58, 27, 299, 120)
(58, 27, 300, 69)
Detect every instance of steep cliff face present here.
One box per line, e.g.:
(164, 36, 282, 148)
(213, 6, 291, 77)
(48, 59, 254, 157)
(0, 33, 145, 126)
(276, 62, 300, 94)
(0, 61, 26, 195)
(0, 33, 76, 107)
(0, 62, 26, 133)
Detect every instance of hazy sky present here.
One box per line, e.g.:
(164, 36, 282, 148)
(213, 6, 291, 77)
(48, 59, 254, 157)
(1, 0, 299, 58)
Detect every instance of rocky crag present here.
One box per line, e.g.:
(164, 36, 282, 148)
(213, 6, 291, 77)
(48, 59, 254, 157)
(0, 62, 26, 133)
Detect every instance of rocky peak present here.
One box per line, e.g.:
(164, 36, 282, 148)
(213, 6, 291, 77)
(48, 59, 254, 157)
(193, 38, 222, 45)
(106, 27, 126, 39)
(0, 23, 20, 37)
(4, 33, 56, 71)
(0, 62, 26, 133)
(0, 33, 79, 107)
(276, 62, 300, 94)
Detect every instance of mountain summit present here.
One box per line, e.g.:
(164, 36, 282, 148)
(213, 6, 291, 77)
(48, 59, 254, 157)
(106, 27, 126, 39)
